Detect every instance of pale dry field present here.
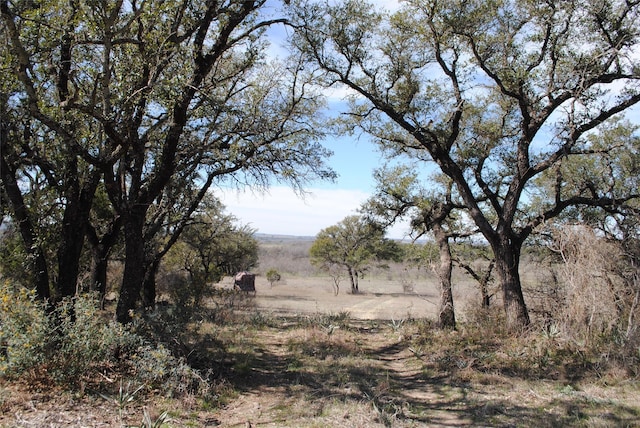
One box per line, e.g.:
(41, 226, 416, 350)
(220, 271, 480, 322)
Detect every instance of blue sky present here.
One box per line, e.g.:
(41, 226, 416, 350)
(217, 131, 414, 239)
(217, 0, 410, 239)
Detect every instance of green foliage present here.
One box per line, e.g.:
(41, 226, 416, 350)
(128, 344, 203, 396)
(401, 241, 439, 266)
(158, 197, 259, 319)
(138, 408, 171, 428)
(0, 281, 51, 376)
(310, 215, 400, 292)
(162, 198, 258, 285)
(49, 294, 142, 385)
(100, 380, 145, 423)
(533, 119, 640, 226)
(159, 271, 214, 323)
(0, 227, 31, 286)
(0, 283, 142, 386)
(0, 281, 206, 396)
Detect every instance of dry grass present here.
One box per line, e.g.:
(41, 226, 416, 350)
(2, 237, 640, 427)
(3, 300, 640, 427)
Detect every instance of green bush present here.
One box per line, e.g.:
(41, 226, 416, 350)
(130, 344, 205, 396)
(0, 281, 50, 376)
(0, 281, 206, 396)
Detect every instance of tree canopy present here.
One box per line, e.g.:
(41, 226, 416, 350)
(291, 0, 640, 329)
(1, 0, 335, 322)
(310, 215, 401, 294)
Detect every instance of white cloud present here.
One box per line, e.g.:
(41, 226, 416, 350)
(217, 186, 412, 239)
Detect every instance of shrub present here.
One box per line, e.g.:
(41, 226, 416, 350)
(0, 281, 207, 396)
(129, 344, 206, 397)
(265, 268, 281, 287)
(161, 271, 212, 322)
(0, 281, 51, 377)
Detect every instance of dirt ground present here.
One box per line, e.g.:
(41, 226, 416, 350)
(3, 273, 639, 427)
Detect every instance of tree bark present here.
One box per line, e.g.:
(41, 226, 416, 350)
(347, 266, 357, 293)
(116, 207, 147, 323)
(55, 171, 99, 300)
(493, 240, 530, 330)
(86, 217, 121, 300)
(89, 246, 108, 295)
(433, 224, 456, 329)
(142, 257, 160, 310)
(0, 146, 50, 300)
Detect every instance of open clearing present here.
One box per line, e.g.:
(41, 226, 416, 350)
(236, 276, 444, 320)
(224, 271, 478, 321)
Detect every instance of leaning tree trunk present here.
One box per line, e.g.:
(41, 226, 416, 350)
(116, 207, 147, 323)
(480, 261, 495, 308)
(0, 150, 50, 300)
(433, 224, 455, 329)
(493, 239, 530, 330)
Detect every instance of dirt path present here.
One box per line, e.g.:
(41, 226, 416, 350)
(212, 323, 472, 427)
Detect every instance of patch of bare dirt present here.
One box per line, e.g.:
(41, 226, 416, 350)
(210, 323, 474, 428)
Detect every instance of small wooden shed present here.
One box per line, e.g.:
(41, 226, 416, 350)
(233, 271, 256, 293)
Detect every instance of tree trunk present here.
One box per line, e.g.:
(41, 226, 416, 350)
(0, 148, 50, 300)
(86, 217, 121, 300)
(433, 224, 455, 329)
(481, 285, 491, 308)
(116, 208, 147, 323)
(348, 266, 357, 293)
(90, 247, 108, 295)
(56, 174, 98, 299)
(493, 240, 530, 330)
(56, 225, 84, 298)
(142, 258, 160, 310)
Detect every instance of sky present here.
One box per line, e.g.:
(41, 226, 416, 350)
(217, 0, 412, 239)
(217, 133, 415, 239)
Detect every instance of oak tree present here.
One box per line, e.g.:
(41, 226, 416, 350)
(310, 215, 401, 294)
(292, 0, 640, 329)
(1, 0, 334, 323)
